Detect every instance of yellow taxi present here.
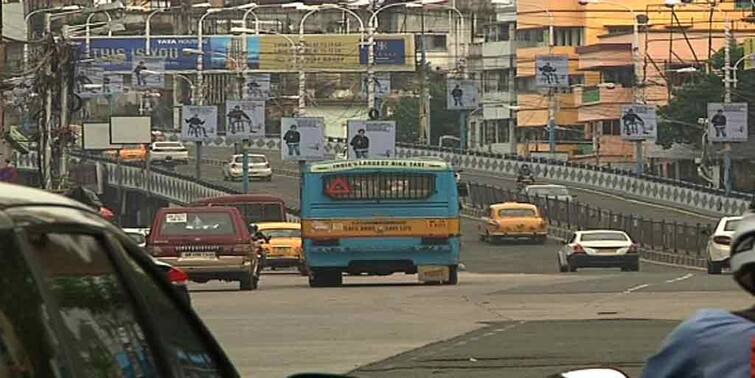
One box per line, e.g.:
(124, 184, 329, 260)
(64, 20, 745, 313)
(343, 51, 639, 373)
(479, 202, 547, 243)
(257, 222, 305, 273)
(103, 144, 148, 163)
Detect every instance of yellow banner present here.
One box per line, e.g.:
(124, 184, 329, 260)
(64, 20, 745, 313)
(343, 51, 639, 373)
(302, 218, 460, 239)
(258, 34, 415, 72)
(309, 159, 450, 173)
(745, 37, 755, 70)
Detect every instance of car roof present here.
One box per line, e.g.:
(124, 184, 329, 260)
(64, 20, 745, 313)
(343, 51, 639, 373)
(232, 154, 267, 158)
(720, 216, 744, 222)
(157, 206, 240, 213)
(576, 230, 628, 235)
(257, 222, 301, 230)
(153, 141, 183, 145)
(490, 202, 538, 210)
(0, 182, 97, 212)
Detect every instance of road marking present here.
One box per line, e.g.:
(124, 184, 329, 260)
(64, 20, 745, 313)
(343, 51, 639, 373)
(483, 332, 495, 337)
(665, 273, 694, 283)
(623, 283, 650, 293)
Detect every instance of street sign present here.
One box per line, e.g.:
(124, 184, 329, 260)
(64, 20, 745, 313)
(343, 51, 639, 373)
(535, 55, 569, 89)
(82, 122, 122, 150)
(243, 74, 271, 100)
(325, 177, 352, 196)
(346, 120, 396, 159)
(707, 103, 748, 142)
(363, 73, 391, 99)
(224, 100, 265, 140)
(132, 56, 165, 89)
(110, 116, 152, 145)
(280, 117, 326, 161)
(181, 106, 218, 142)
(620, 104, 657, 141)
(446, 79, 479, 110)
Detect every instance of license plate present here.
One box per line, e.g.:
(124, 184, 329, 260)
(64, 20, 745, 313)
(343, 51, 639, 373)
(181, 252, 216, 259)
(418, 266, 450, 283)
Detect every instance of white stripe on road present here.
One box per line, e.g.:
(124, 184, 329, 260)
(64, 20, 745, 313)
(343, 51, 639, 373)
(623, 283, 650, 293)
(665, 273, 694, 284)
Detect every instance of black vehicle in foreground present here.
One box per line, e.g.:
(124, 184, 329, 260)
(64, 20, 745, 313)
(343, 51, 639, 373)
(0, 182, 238, 377)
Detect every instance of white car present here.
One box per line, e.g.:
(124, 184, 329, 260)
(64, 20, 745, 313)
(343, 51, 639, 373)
(706, 216, 743, 274)
(149, 141, 189, 165)
(524, 184, 574, 202)
(557, 230, 639, 272)
(123, 227, 150, 248)
(222, 154, 273, 181)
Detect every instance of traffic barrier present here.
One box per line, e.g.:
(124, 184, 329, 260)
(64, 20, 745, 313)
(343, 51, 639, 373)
(464, 181, 713, 265)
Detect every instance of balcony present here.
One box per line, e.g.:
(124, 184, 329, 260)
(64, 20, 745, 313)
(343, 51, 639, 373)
(574, 85, 634, 123)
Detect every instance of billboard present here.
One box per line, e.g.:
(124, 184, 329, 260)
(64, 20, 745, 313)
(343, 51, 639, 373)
(708, 103, 748, 142)
(103, 74, 124, 94)
(110, 116, 151, 144)
(447, 79, 479, 110)
(243, 74, 271, 100)
(82, 122, 121, 150)
(281, 117, 325, 161)
(347, 120, 396, 159)
(535, 55, 569, 89)
(620, 104, 657, 141)
(75, 62, 104, 98)
(76, 35, 416, 73)
(181, 106, 218, 142)
(224, 100, 265, 140)
(363, 73, 391, 99)
(744, 37, 755, 70)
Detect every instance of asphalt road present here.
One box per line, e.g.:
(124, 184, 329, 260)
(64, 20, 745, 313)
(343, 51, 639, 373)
(168, 157, 748, 378)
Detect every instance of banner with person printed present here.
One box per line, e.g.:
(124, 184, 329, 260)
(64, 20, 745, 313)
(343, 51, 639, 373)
(620, 104, 657, 141)
(181, 105, 218, 142)
(535, 55, 569, 89)
(280, 117, 326, 161)
(346, 120, 396, 160)
(707, 103, 748, 142)
(224, 100, 265, 140)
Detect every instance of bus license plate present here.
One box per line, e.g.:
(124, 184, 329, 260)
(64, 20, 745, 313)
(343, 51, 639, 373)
(181, 252, 216, 259)
(418, 266, 449, 283)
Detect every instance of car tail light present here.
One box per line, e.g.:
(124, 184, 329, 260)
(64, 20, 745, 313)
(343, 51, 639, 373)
(713, 236, 731, 246)
(167, 267, 189, 285)
(573, 244, 586, 254)
(265, 162, 270, 168)
(628, 244, 639, 253)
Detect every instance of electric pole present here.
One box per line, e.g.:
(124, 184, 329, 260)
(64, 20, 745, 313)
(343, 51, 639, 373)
(419, 7, 430, 145)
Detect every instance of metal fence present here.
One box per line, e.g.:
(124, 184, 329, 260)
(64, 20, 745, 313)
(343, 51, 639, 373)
(466, 182, 715, 258)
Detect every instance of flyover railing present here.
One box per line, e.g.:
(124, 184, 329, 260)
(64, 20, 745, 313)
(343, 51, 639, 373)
(164, 133, 753, 216)
(466, 181, 713, 267)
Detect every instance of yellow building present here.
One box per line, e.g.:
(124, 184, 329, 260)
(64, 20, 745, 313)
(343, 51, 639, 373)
(516, 0, 755, 169)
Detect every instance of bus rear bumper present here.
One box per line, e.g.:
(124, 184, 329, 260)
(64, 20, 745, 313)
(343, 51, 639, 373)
(305, 245, 460, 274)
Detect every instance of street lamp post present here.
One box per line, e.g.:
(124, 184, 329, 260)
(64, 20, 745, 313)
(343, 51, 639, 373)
(23, 5, 82, 70)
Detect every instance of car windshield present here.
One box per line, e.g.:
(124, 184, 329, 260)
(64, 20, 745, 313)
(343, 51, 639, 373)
(580, 232, 629, 242)
(154, 142, 183, 149)
(234, 156, 267, 164)
(529, 187, 570, 196)
(158, 212, 237, 236)
(498, 209, 536, 218)
(724, 219, 741, 231)
(262, 228, 301, 238)
(126, 232, 146, 245)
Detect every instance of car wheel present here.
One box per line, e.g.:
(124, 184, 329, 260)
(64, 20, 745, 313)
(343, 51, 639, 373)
(309, 270, 342, 288)
(298, 263, 309, 276)
(479, 232, 487, 242)
(443, 265, 459, 285)
(558, 257, 568, 273)
(536, 235, 547, 244)
(239, 273, 256, 291)
(568, 263, 577, 272)
(707, 260, 723, 275)
(266, 175, 273, 182)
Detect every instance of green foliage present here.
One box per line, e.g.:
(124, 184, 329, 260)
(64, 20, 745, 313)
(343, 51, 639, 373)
(657, 44, 755, 148)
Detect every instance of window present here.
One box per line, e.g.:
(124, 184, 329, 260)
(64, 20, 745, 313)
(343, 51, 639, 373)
(484, 24, 511, 42)
(602, 120, 621, 135)
(109, 236, 228, 376)
(158, 212, 237, 236)
(498, 209, 537, 218)
(736, 0, 754, 10)
(725, 219, 742, 231)
(516, 29, 545, 48)
(416, 34, 447, 52)
(552, 27, 584, 47)
(262, 229, 302, 238)
(0, 230, 62, 377)
(323, 174, 436, 200)
(23, 231, 158, 377)
(603, 68, 635, 88)
(232, 203, 285, 223)
(580, 232, 629, 242)
(483, 70, 511, 93)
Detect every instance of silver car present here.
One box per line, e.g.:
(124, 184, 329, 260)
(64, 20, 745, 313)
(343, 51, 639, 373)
(557, 230, 639, 272)
(524, 184, 574, 202)
(222, 154, 273, 181)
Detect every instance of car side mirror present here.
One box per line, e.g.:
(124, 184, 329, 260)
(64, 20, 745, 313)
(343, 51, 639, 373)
(457, 183, 469, 197)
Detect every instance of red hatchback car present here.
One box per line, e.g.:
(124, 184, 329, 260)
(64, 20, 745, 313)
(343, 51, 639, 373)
(147, 207, 261, 291)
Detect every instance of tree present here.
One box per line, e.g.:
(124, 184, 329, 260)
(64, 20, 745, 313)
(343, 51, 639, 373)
(657, 44, 755, 148)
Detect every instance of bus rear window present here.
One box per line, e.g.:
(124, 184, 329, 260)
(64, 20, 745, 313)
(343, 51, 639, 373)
(323, 174, 436, 200)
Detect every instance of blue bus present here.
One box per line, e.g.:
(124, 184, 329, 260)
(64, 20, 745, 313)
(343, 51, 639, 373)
(300, 159, 465, 287)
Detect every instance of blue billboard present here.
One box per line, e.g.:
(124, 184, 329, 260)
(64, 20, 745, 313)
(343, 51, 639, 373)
(359, 38, 408, 66)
